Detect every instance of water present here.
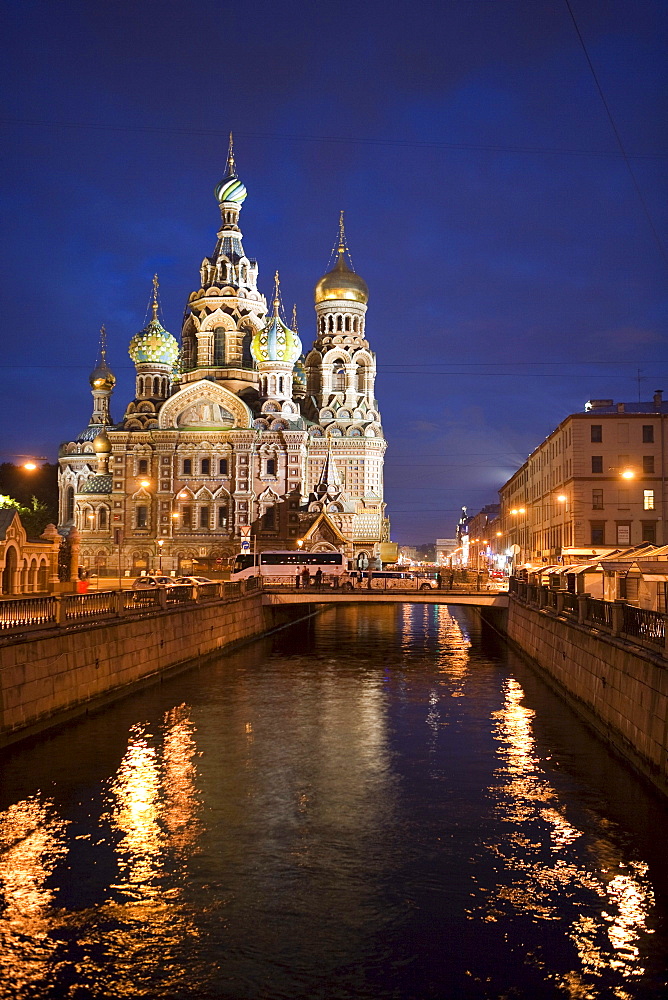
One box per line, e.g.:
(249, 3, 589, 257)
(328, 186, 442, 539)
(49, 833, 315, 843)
(1, 603, 667, 999)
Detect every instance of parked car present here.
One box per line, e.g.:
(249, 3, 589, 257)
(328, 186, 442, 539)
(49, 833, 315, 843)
(175, 576, 214, 586)
(132, 575, 179, 588)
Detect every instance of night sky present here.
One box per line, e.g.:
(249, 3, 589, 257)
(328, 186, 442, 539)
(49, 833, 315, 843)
(2, 0, 666, 545)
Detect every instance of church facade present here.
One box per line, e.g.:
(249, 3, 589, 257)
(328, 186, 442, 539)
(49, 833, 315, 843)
(58, 145, 389, 577)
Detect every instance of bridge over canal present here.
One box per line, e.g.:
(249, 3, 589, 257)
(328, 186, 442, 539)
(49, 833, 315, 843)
(261, 586, 508, 608)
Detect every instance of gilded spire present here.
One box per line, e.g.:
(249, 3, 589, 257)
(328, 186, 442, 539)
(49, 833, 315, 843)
(291, 303, 299, 334)
(99, 323, 107, 363)
(226, 131, 236, 177)
(273, 270, 281, 317)
(338, 210, 346, 254)
(151, 273, 159, 321)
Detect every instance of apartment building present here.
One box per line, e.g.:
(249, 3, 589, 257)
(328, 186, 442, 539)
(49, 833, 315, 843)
(498, 392, 667, 568)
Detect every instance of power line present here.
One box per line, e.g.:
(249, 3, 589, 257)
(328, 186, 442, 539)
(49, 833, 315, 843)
(564, 0, 668, 270)
(1, 117, 665, 160)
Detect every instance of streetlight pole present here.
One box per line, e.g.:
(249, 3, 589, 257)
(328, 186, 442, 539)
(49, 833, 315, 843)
(158, 538, 164, 573)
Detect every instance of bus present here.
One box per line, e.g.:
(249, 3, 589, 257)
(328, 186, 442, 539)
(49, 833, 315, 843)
(231, 550, 346, 581)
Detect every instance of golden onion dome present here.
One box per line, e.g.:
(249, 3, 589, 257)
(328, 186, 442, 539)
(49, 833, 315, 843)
(89, 358, 116, 391)
(92, 429, 111, 454)
(314, 250, 368, 305)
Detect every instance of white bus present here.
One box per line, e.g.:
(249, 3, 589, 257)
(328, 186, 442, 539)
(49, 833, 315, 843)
(231, 550, 346, 581)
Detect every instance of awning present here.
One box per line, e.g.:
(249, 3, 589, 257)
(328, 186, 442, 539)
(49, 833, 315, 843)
(563, 563, 598, 576)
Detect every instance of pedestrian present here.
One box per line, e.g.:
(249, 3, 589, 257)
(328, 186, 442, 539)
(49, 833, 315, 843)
(436, 572, 442, 589)
(301, 567, 310, 588)
(296, 571, 301, 588)
(314, 568, 323, 589)
(449, 571, 454, 589)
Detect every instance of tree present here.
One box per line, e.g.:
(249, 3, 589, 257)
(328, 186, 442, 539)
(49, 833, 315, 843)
(0, 495, 54, 538)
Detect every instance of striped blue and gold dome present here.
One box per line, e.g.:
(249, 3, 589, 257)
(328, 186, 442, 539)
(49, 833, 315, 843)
(251, 312, 302, 366)
(129, 316, 179, 367)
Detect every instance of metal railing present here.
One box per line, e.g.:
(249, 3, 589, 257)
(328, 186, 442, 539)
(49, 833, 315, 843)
(587, 598, 612, 628)
(622, 604, 665, 648)
(510, 577, 667, 657)
(0, 578, 259, 638)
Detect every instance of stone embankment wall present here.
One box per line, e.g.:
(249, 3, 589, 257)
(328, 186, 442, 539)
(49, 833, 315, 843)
(0, 592, 280, 748)
(505, 600, 668, 797)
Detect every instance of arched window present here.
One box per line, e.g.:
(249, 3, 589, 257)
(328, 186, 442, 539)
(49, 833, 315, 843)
(183, 458, 192, 476)
(199, 506, 210, 529)
(201, 458, 210, 476)
(328, 316, 334, 332)
(241, 331, 254, 369)
(182, 334, 195, 369)
(333, 367, 346, 392)
(136, 505, 148, 529)
(357, 363, 366, 393)
(219, 458, 228, 476)
(344, 315, 351, 331)
(99, 507, 107, 529)
(353, 317, 359, 332)
(266, 458, 276, 476)
(138, 459, 148, 475)
(336, 315, 343, 331)
(213, 327, 226, 365)
(153, 377, 159, 396)
(66, 486, 75, 522)
(217, 504, 228, 528)
(263, 505, 276, 530)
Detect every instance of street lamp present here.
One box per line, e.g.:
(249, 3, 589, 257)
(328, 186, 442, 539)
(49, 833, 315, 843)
(157, 538, 164, 573)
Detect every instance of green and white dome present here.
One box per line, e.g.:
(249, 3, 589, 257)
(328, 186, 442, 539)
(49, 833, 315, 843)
(129, 314, 179, 367)
(251, 305, 302, 366)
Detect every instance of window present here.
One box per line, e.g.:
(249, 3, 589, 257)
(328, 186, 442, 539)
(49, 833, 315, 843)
(201, 458, 210, 476)
(199, 506, 209, 528)
(643, 425, 654, 443)
(644, 490, 655, 510)
(590, 521, 605, 545)
(219, 458, 228, 476)
(266, 458, 276, 476)
(642, 521, 657, 544)
(217, 504, 228, 528)
(66, 487, 75, 522)
(643, 456, 655, 474)
(138, 459, 148, 475)
(99, 508, 107, 529)
(181, 507, 192, 529)
(590, 425, 602, 442)
(213, 327, 226, 365)
(592, 489, 603, 509)
(263, 505, 276, 530)
(241, 331, 254, 369)
(183, 459, 192, 475)
(136, 506, 148, 529)
(591, 456, 603, 473)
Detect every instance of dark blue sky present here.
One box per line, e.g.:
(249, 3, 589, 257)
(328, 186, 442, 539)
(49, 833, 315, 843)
(1, 0, 666, 544)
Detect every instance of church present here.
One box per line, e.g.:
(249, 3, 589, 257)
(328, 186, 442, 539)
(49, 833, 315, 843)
(58, 142, 390, 578)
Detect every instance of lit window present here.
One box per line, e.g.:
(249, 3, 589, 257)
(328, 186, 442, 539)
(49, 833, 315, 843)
(644, 490, 655, 510)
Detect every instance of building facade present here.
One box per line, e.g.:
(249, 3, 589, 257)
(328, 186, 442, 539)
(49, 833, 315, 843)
(58, 146, 389, 577)
(497, 394, 667, 569)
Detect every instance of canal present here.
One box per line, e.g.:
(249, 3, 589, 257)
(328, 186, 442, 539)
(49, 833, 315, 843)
(0, 603, 666, 999)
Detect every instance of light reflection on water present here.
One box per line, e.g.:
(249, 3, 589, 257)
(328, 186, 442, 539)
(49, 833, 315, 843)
(472, 675, 656, 997)
(0, 604, 666, 999)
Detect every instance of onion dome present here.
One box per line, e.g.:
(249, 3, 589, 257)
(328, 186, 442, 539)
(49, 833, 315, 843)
(293, 356, 307, 391)
(90, 357, 116, 391)
(90, 325, 116, 389)
(314, 213, 367, 305)
(214, 133, 247, 205)
(92, 429, 111, 454)
(129, 279, 179, 367)
(251, 273, 302, 365)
